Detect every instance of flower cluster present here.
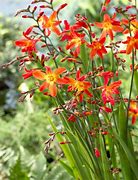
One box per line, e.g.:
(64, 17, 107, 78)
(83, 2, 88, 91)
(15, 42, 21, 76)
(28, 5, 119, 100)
(14, 0, 138, 162)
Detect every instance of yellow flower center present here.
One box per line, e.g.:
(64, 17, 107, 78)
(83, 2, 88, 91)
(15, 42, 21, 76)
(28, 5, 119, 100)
(75, 81, 85, 91)
(26, 40, 33, 47)
(129, 37, 137, 46)
(104, 86, 112, 96)
(104, 21, 112, 30)
(46, 74, 57, 83)
(94, 42, 102, 49)
(131, 21, 138, 32)
(134, 38, 138, 44)
(47, 20, 53, 28)
(71, 37, 81, 46)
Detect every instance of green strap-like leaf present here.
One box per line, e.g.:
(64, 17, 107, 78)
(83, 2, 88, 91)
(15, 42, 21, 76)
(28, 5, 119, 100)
(114, 132, 138, 179)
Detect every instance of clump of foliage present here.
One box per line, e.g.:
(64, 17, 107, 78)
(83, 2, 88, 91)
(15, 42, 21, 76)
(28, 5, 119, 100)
(11, 0, 138, 179)
(0, 15, 73, 179)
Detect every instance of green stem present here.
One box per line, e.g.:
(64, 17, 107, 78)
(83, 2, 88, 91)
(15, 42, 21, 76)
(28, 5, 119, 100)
(126, 51, 135, 128)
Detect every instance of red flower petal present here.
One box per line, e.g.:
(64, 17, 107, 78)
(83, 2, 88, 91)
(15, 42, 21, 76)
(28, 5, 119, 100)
(39, 82, 49, 91)
(49, 83, 57, 97)
(54, 67, 66, 75)
(33, 70, 46, 80)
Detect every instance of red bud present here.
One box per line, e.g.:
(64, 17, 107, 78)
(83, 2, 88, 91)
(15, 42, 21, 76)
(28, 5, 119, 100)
(57, 3, 68, 13)
(94, 148, 101, 158)
(22, 15, 32, 18)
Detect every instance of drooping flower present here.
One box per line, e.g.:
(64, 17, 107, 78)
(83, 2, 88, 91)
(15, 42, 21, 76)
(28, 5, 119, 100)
(95, 14, 123, 40)
(64, 70, 92, 102)
(61, 20, 86, 57)
(101, 80, 122, 105)
(98, 71, 114, 85)
(15, 25, 40, 53)
(129, 101, 138, 124)
(65, 31, 85, 56)
(32, 66, 66, 97)
(87, 37, 107, 59)
(22, 68, 36, 79)
(61, 19, 87, 41)
(15, 37, 39, 53)
(122, 30, 138, 54)
(122, 19, 138, 35)
(39, 11, 61, 36)
(60, 20, 72, 41)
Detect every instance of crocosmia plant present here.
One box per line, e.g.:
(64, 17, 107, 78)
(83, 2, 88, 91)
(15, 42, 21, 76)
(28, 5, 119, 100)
(5, 0, 138, 179)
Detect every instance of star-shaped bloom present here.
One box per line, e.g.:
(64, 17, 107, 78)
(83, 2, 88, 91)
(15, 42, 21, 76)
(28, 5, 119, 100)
(101, 80, 122, 105)
(64, 70, 92, 102)
(87, 37, 107, 59)
(33, 66, 66, 97)
(39, 11, 61, 36)
(95, 14, 123, 40)
(123, 30, 138, 54)
(61, 20, 85, 57)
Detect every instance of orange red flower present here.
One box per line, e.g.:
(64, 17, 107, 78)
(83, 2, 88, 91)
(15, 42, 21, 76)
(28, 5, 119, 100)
(65, 31, 85, 56)
(39, 11, 61, 36)
(15, 26, 40, 53)
(87, 37, 107, 59)
(122, 19, 138, 35)
(61, 20, 86, 57)
(129, 101, 138, 124)
(101, 80, 122, 105)
(123, 30, 138, 54)
(15, 37, 39, 53)
(32, 66, 66, 97)
(64, 70, 92, 102)
(98, 71, 114, 85)
(95, 14, 123, 40)
(22, 68, 36, 79)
